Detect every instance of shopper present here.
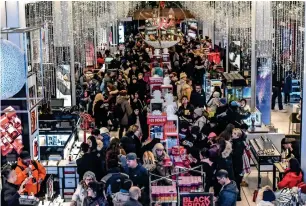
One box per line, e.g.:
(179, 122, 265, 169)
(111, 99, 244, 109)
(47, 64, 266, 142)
(14, 151, 46, 196)
(177, 95, 194, 123)
(101, 159, 129, 196)
(112, 179, 133, 206)
(71, 171, 96, 206)
(214, 170, 238, 206)
(1, 168, 30, 206)
(137, 73, 147, 101)
(128, 108, 148, 142)
(100, 127, 111, 150)
(256, 185, 276, 206)
(116, 90, 133, 139)
(87, 135, 98, 153)
(121, 125, 142, 157)
(123, 186, 143, 206)
(152, 143, 170, 177)
(83, 181, 108, 206)
(130, 92, 145, 112)
(105, 138, 126, 171)
(278, 158, 303, 189)
(281, 137, 301, 162)
(271, 75, 286, 112)
(207, 91, 221, 116)
(128, 77, 139, 97)
(283, 69, 292, 105)
(77, 143, 102, 182)
(142, 151, 156, 173)
(182, 78, 193, 101)
(93, 93, 106, 128)
(231, 128, 246, 201)
(177, 72, 187, 101)
(190, 84, 207, 108)
(199, 149, 215, 192)
(123, 153, 149, 194)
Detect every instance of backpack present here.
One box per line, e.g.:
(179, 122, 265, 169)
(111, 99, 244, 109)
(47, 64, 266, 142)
(114, 103, 125, 120)
(11, 160, 39, 171)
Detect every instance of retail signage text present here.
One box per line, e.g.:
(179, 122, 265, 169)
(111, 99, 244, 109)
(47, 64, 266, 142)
(180, 193, 213, 206)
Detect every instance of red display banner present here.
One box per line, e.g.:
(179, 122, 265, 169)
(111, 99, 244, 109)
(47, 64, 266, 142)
(147, 114, 167, 124)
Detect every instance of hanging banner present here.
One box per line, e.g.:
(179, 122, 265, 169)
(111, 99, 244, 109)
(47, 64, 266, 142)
(256, 57, 272, 125)
(180, 192, 213, 206)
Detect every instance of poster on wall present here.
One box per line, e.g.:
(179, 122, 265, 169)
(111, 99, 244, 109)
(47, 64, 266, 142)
(118, 24, 125, 44)
(180, 192, 213, 206)
(256, 57, 272, 125)
(0, 106, 24, 156)
(30, 108, 37, 135)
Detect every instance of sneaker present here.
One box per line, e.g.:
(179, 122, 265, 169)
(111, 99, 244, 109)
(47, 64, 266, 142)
(279, 109, 287, 113)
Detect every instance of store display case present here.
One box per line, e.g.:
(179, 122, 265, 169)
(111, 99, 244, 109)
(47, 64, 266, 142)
(243, 108, 262, 127)
(249, 136, 281, 188)
(223, 73, 247, 102)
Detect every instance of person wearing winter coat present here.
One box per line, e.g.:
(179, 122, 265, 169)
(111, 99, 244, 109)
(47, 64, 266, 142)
(215, 170, 238, 206)
(256, 185, 276, 206)
(137, 73, 147, 101)
(71, 171, 97, 206)
(152, 143, 170, 176)
(77, 142, 103, 181)
(190, 84, 207, 108)
(214, 139, 235, 196)
(177, 96, 194, 123)
(105, 138, 126, 171)
(128, 77, 139, 97)
(283, 70, 292, 105)
(142, 151, 156, 173)
(128, 108, 148, 142)
(82, 181, 108, 206)
(120, 125, 142, 157)
(278, 158, 303, 189)
(117, 90, 133, 139)
(177, 72, 187, 101)
(231, 128, 246, 201)
(112, 180, 133, 206)
(1, 168, 31, 206)
(199, 149, 215, 192)
(194, 57, 205, 85)
(193, 108, 207, 132)
(207, 91, 221, 115)
(182, 78, 193, 101)
(123, 187, 143, 206)
(100, 127, 111, 150)
(93, 93, 107, 128)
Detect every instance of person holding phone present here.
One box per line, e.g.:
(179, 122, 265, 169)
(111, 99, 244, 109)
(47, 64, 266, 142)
(1, 168, 31, 206)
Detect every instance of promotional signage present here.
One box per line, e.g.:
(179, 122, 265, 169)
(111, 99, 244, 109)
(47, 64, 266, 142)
(149, 77, 163, 84)
(147, 114, 167, 124)
(180, 193, 213, 206)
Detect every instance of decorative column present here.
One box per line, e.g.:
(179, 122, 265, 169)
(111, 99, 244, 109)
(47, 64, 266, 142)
(301, 3, 306, 182)
(251, 1, 273, 125)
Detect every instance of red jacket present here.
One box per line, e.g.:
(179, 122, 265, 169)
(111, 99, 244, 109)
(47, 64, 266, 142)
(278, 169, 303, 189)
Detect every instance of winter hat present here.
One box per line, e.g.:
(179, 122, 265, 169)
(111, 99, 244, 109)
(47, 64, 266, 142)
(208, 132, 217, 139)
(83, 171, 96, 180)
(180, 72, 187, 79)
(100, 127, 109, 134)
(263, 190, 276, 202)
(19, 151, 30, 159)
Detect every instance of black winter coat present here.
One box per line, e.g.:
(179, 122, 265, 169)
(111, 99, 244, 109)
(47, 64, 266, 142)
(190, 90, 207, 108)
(232, 138, 246, 176)
(1, 181, 20, 206)
(120, 131, 141, 157)
(77, 153, 103, 181)
(128, 114, 148, 142)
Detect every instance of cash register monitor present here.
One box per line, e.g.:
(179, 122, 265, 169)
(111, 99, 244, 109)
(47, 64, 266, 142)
(50, 99, 64, 109)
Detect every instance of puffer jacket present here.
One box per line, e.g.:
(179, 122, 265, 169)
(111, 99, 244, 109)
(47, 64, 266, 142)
(277, 170, 303, 189)
(116, 95, 133, 126)
(112, 191, 130, 206)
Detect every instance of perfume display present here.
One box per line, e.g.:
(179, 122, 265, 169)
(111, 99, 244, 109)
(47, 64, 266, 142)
(164, 121, 177, 133)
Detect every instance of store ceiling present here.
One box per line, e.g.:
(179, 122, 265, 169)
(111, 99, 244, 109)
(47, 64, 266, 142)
(133, 8, 194, 20)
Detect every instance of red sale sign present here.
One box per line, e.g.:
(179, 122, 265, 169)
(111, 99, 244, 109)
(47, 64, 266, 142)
(180, 193, 213, 206)
(147, 114, 167, 124)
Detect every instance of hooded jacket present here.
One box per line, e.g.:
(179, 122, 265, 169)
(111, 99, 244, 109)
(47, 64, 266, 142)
(112, 190, 130, 206)
(277, 169, 303, 189)
(217, 180, 238, 206)
(116, 95, 133, 126)
(14, 159, 46, 195)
